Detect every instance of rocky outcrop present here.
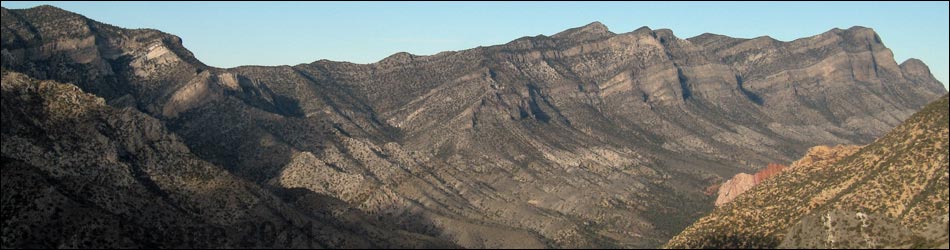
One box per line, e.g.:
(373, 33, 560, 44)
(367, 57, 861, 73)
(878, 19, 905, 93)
(714, 163, 787, 206)
(714, 173, 756, 206)
(753, 163, 785, 182)
(666, 95, 950, 249)
(3, 5, 948, 248)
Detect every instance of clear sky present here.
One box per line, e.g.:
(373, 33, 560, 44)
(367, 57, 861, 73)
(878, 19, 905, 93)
(2, 1, 948, 88)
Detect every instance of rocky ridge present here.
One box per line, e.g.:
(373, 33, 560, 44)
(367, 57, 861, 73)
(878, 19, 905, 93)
(2, 5, 947, 248)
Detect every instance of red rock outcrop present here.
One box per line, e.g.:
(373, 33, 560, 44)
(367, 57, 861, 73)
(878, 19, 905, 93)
(715, 173, 757, 206)
(753, 163, 787, 184)
(715, 163, 788, 206)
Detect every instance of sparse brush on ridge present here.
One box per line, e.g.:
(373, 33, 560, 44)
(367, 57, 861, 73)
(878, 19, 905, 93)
(665, 94, 949, 249)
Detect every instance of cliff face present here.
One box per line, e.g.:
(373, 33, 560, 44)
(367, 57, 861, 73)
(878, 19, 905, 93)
(666, 95, 950, 249)
(2, 5, 947, 248)
(714, 173, 757, 207)
(714, 163, 787, 206)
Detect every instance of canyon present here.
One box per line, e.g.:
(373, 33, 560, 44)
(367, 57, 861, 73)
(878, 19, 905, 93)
(2, 5, 947, 248)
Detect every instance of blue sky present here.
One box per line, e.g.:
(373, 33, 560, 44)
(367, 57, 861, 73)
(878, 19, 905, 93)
(2, 1, 948, 88)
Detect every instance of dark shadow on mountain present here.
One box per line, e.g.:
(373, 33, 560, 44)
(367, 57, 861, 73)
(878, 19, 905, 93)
(233, 75, 305, 118)
(736, 74, 764, 106)
(271, 186, 453, 246)
(676, 65, 692, 100)
(165, 98, 318, 183)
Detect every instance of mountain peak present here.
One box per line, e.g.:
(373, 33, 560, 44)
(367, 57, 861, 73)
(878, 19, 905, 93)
(21, 4, 77, 16)
(901, 58, 945, 91)
(378, 51, 416, 64)
(842, 26, 878, 38)
(552, 21, 614, 40)
(29, 4, 65, 11)
(631, 26, 653, 36)
(900, 58, 927, 68)
(581, 21, 608, 31)
(826, 26, 884, 45)
(845, 25, 874, 32)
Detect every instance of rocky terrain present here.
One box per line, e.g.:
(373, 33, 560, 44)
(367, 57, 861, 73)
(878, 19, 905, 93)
(0, 71, 455, 248)
(665, 94, 950, 249)
(781, 211, 949, 248)
(2, 5, 947, 248)
(714, 163, 786, 206)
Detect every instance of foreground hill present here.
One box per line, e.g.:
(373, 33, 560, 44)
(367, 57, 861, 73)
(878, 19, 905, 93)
(666, 94, 949, 248)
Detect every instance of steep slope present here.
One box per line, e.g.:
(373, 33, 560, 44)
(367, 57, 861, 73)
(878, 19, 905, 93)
(2, 5, 947, 248)
(0, 71, 455, 248)
(665, 94, 950, 248)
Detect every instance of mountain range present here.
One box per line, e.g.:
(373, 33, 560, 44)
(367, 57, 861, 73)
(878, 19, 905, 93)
(2, 5, 946, 248)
